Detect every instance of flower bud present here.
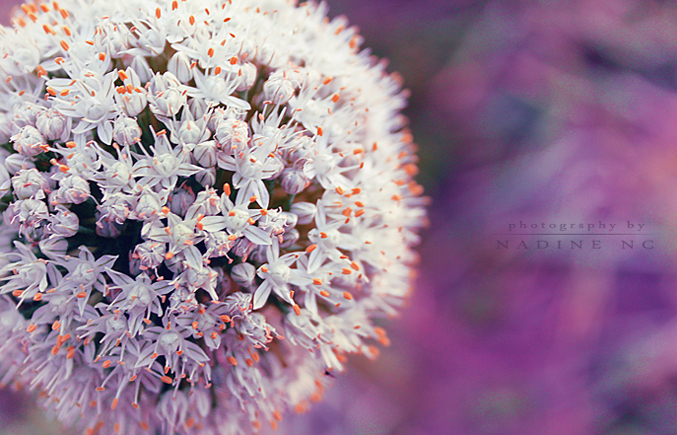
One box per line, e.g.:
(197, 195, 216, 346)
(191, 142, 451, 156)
(55, 176, 90, 204)
(196, 167, 216, 187)
(280, 229, 300, 249)
(0, 165, 9, 198)
(231, 262, 256, 287)
(169, 187, 196, 217)
(215, 118, 248, 154)
(168, 51, 193, 83)
(290, 201, 316, 225)
(263, 75, 295, 105)
(236, 63, 257, 91)
(12, 168, 48, 199)
(177, 120, 207, 147)
(35, 108, 69, 141)
(4, 154, 34, 174)
(193, 140, 218, 167)
(280, 167, 310, 195)
(38, 236, 68, 259)
(48, 206, 79, 238)
(11, 126, 45, 157)
(113, 116, 142, 146)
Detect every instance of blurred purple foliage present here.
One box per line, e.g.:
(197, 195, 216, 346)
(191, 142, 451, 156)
(5, 0, 677, 435)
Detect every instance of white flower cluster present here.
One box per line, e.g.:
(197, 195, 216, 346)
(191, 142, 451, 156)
(0, 0, 426, 434)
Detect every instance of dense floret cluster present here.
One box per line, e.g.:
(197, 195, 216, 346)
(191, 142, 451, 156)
(0, 0, 426, 434)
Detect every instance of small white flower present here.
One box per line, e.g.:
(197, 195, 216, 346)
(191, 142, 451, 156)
(35, 108, 71, 142)
(147, 72, 187, 117)
(11, 125, 46, 157)
(54, 175, 90, 205)
(168, 51, 193, 84)
(112, 116, 141, 147)
(12, 168, 48, 199)
(114, 68, 148, 117)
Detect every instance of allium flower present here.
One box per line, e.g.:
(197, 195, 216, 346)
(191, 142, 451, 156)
(0, 1, 426, 434)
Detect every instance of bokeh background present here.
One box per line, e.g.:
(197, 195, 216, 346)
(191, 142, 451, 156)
(4, 0, 677, 434)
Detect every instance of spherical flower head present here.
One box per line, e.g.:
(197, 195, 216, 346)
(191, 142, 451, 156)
(0, 1, 427, 434)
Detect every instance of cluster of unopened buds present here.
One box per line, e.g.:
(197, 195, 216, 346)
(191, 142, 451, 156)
(0, 0, 426, 434)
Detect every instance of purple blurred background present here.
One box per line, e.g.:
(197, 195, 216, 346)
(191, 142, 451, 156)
(5, 1, 677, 434)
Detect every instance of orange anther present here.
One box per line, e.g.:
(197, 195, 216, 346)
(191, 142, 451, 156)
(60, 41, 70, 51)
(172, 1, 178, 10)
(155, 7, 161, 18)
(331, 93, 340, 103)
(343, 292, 353, 300)
(60, 9, 69, 18)
(60, 89, 69, 96)
(26, 324, 37, 333)
(350, 35, 359, 49)
(160, 376, 173, 384)
(313, 278, 322, 285)
(46, 87, 57, 96)
(317, 126, 323, 136)
(342, 268, 352, 275)
(189, 15, 195, 25)
(293, 304, 301, 316)
(12, 290, 23, 298)
(214, 66, 222, 75)
(320, 232, 328, 239)
(223, 183, 231, 195)
(165, 252, 174, 260)
(323, 77, 333, 85)
(355, 209, 365, 217)
(320, 290, 330, 297)
(99, 52, 106, 61)
(230, 56, 238, 65)
(227, 356, 237, 366)
(208, 48, 215, 57)
(118, 70, 128, 81)
(335, 186, 344, 195)
(305, 244, 317, 253)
